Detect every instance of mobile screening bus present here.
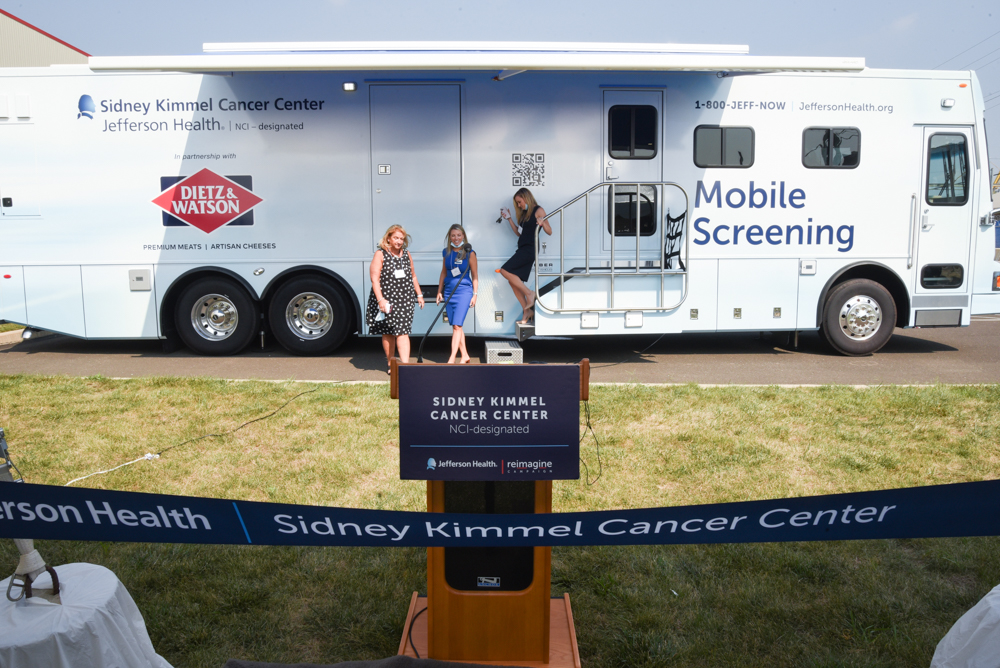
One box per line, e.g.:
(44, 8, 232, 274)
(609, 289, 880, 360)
(0, 42, 996, 356)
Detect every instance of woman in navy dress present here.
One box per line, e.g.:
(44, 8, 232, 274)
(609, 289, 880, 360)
(436, 224, 478, 364)
(499, 187, 551, 324)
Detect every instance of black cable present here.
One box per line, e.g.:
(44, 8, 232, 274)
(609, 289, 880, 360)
(579, 400, 602, 486)
(417, 261, 472, 363)
(157, 387, 322, 456)
(589, 332, 667, 370)
(408, 606, 428, 658)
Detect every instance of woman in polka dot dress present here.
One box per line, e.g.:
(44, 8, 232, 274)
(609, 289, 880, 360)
(367, 225, 424, 370)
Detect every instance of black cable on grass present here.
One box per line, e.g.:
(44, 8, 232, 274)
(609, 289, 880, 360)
(65, 386, 328, 486)
(579, 400, 602, 486)
(156, 387, 321, 457)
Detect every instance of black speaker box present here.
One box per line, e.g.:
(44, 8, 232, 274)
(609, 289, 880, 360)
(442, 480, 535, 592)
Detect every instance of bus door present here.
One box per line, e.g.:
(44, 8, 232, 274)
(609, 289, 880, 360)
(369, 84, 462, 334)
(601, 91, 663, 261)
(914, 127, 974, 298)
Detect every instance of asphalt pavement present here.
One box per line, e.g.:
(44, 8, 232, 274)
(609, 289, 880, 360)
(2, 317, 998, 385)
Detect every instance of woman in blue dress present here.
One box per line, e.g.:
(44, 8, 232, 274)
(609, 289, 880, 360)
(435, 224, 478, 364)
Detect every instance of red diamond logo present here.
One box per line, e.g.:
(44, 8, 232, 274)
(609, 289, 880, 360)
(152, 168, 263, 233)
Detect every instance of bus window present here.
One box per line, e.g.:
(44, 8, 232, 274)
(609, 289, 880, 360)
(607, 185, 657, 236)
(926, 134, 969, 206)
(803, 127, 860, 168)
(694, 126, 754, 167)
(609, 105, 657, 159)
(920, 264, 964, 289)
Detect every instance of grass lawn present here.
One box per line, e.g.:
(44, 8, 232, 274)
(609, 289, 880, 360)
(0, 322, 24, 333)
(1, 375, 999, 667)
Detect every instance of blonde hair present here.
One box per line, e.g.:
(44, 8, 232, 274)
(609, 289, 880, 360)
(378, 224, 410, 252)
(443, 224, 471, 261)
(513, 188, 540, 224)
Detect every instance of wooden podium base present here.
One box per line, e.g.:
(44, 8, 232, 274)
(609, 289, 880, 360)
(398, 592, 581, 668)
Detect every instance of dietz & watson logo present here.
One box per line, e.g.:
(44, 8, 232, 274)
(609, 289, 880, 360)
(153, 169, 263, 233)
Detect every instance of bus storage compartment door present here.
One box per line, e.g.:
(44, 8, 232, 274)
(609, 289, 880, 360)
(81, 265, 158, 338)
(716, 259, 798, 330)
(915, 127, 973, 295)
(22, 265, 86, 337)
(369, 85, 461, 256)
(0, 266, 27, 324)
(0, 123, 40, 217)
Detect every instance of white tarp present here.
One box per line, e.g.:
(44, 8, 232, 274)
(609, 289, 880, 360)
(931, 583, 1000, 668)
(0, 562, 172, 668)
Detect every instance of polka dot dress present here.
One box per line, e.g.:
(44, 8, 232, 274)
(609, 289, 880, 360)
(366, 248, 416, 335)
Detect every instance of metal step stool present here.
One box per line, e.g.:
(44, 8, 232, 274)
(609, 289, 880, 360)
(515, 321, 535, 342)
(485, 340, 523, 364)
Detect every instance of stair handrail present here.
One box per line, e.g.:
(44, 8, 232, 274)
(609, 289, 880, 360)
(532, 181, 690, 314)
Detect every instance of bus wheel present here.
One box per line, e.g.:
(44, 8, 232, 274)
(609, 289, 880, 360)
(267, 276, 351, 356)
(821, 278, 896, 356)
(175, 277, 259, 356)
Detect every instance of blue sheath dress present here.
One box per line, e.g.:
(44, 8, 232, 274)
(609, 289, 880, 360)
(442, 246, 474, 327)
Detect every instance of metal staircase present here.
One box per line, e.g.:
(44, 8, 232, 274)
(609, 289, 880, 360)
(516, 181, 691, 340)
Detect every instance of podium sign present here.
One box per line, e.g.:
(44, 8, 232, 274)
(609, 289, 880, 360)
(398, 364, 580, 481)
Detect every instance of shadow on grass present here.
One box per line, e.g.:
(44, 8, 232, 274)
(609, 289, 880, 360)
(6, 537, 997, 668)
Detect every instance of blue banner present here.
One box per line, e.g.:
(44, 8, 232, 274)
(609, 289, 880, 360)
(3, 480, 1000, 547)
(1, 481, 998, 547)
(398, 365, 581, 480)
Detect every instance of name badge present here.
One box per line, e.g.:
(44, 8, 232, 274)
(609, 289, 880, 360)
(451, 267, 461, 277)
(394, 268, 406, 279)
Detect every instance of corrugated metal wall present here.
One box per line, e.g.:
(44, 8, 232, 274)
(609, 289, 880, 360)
(0, 13, 88, 66)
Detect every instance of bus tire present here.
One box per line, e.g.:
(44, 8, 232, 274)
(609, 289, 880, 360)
(175, 277, 259, 356)
(821, 278, 896, 356)
(267, 276, 351, 356)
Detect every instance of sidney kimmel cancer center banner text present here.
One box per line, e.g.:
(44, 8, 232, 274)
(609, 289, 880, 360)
(397, 365, 581, 480)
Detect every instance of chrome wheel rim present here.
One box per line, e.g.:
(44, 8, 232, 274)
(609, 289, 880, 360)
(285, 292, 332, 340)
(839, 295, 882, 340)
(191, 294, 239, 341)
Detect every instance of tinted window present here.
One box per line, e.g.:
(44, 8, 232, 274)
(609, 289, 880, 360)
(921, 264, 964, 289)
(607, 185, 656, 236)
(608, 105, 657, 159)
(803, 127, 860, 168)
(926, 134, 969, 205)
(694, 126, 754, 167)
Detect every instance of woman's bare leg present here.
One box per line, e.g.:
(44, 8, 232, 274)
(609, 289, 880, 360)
(500, 269, 534, 321)
(396, 334, 411, 363)
(448, 325, 461, 364)
(381, 335, 396, 368)
(500, 269, 528, 311)
(457, 326, 470, 363)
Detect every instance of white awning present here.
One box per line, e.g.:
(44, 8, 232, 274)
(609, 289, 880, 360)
(88, 41, 865, 74)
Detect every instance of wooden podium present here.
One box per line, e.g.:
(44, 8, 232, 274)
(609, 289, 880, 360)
(391, 360, 588, 667)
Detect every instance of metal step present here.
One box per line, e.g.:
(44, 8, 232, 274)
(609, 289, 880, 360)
(515, 321, 535, 342)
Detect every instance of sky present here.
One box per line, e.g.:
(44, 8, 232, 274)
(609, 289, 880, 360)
(6, 0, 1000, 172)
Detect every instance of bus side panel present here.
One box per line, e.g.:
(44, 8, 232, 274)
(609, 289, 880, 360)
(0, 266, 27, 324)
(81, 264, 158, 338)
(717, 259, 798, 330)
(23, 265, 85, 337)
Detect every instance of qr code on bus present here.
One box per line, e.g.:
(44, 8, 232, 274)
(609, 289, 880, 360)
(512, 153, 545, 187)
